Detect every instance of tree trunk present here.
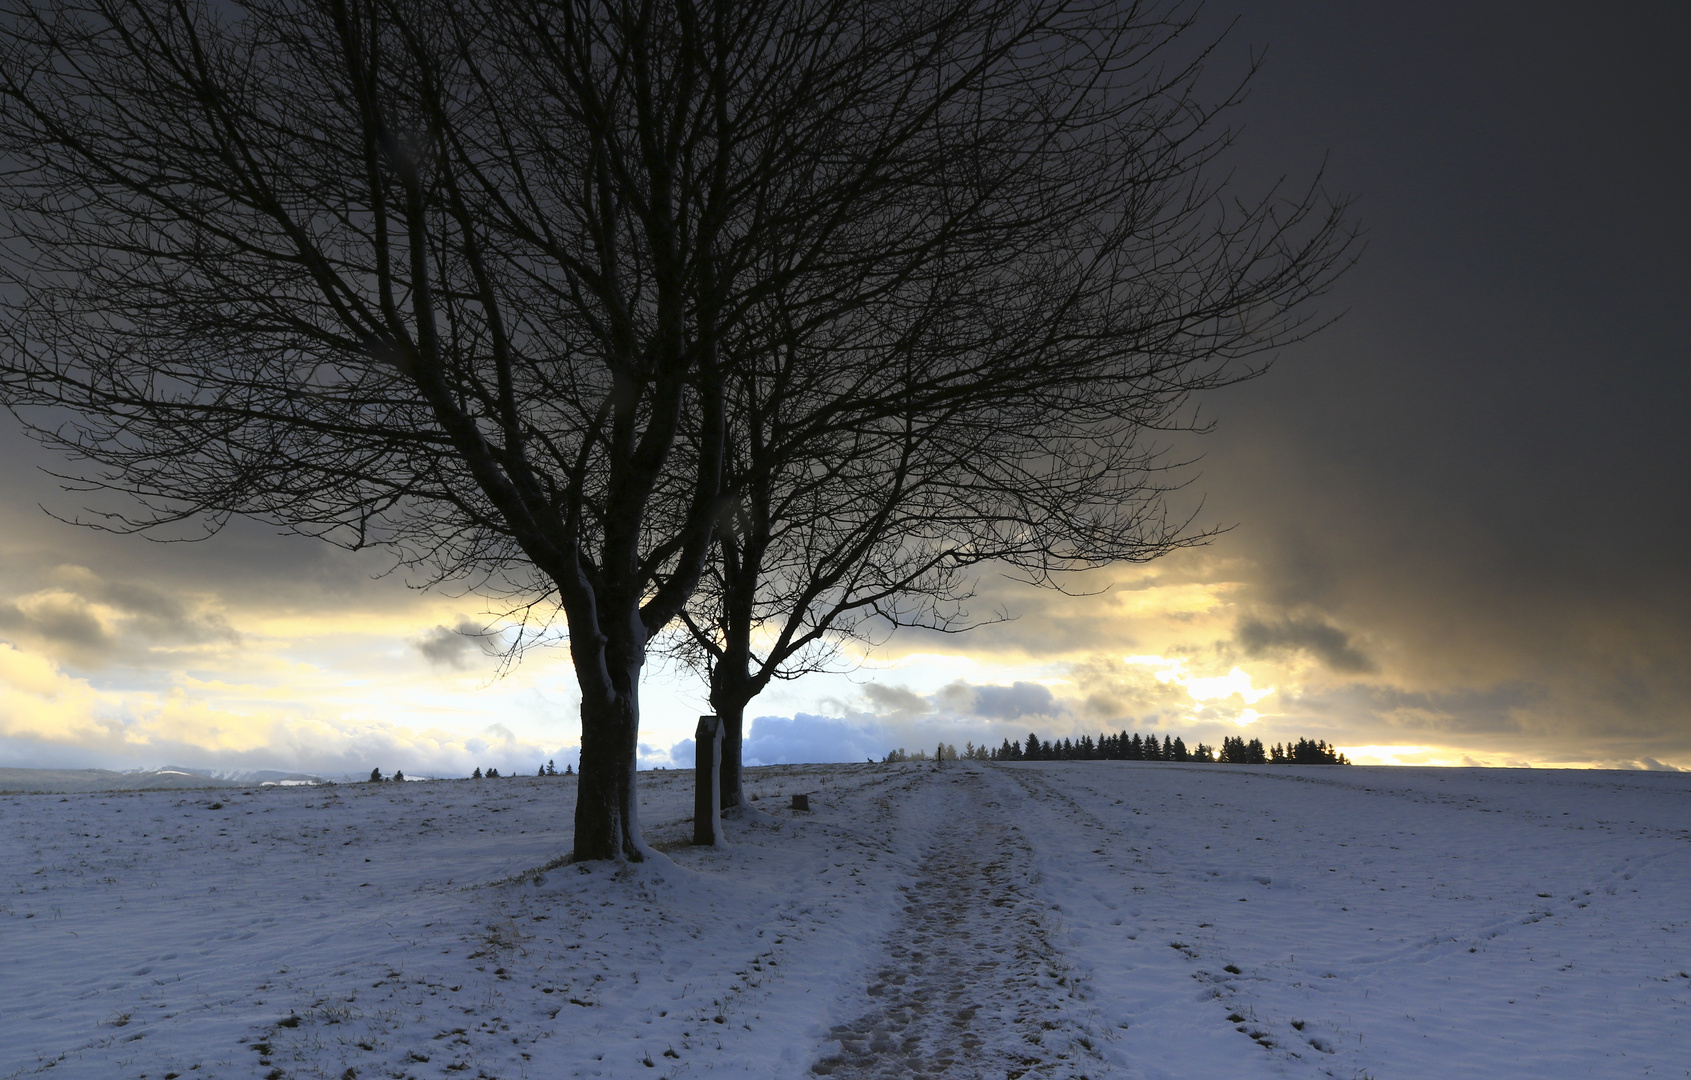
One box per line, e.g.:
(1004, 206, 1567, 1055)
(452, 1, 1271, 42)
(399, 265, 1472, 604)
(568, 595, 651, 862)
(710, 514, 767, 813)
(716, 696, 746, 812)
(710, 663, 750, 812)
(572, 685, 645, 861)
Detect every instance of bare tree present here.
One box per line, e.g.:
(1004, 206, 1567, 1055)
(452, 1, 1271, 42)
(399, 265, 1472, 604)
(670, 6, 1356, 809)
(679, 372, 1207, 810)
(1, 0, 746, 860)
(0, 0, 1350, 859)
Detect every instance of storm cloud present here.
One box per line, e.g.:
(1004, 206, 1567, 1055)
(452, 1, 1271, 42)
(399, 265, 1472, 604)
(1235, 615, 1374, 673)
(0, 566, 239, 669)
(0, 597, 109, 651)
(938, 680, 1064, 721)
(413, 618, 505, 670)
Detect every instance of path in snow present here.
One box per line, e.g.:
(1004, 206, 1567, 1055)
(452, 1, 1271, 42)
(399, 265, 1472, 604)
(0, 765, 923, 1080)
(812, 768, 1102, 1080)
(5, 761, 1686, 1078)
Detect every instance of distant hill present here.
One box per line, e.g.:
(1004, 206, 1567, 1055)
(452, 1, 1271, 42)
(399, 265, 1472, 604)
(0, 766, 445, 793)
(0, 767, 247, 794)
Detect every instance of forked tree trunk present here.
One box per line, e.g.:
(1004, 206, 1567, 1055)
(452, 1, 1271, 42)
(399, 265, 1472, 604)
(568, 594, 653, 862)
(572, 683, 645, 861)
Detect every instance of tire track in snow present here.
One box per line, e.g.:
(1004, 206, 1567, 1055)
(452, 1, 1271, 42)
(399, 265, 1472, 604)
(811, 766, 1106, 1079)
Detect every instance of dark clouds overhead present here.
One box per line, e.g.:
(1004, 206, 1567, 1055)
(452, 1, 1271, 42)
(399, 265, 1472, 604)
(1219, 1, 1690, 586)
(0, 2, 1686, 771)
(1159, 1, 1691, 757)
(825, 2, 1691, 766)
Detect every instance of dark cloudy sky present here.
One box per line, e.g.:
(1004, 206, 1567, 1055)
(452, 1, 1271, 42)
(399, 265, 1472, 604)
(1, 1, 1686, 774)
(1179, 0, 1691, 764)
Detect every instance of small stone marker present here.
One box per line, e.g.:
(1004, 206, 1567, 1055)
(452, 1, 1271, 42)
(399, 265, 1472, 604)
(694, 715, 723, 846)
(790, 793, 810, 811)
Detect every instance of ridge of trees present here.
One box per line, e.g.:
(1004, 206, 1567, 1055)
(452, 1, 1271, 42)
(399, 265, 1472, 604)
(884, 732, 1349, 764)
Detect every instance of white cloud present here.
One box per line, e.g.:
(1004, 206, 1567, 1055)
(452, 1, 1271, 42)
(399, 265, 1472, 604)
(743, 714, 893, 766)
(0, 635, 578, 776)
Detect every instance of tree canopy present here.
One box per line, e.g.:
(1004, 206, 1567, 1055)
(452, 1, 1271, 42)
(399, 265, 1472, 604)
(0, 0, 1353, 859)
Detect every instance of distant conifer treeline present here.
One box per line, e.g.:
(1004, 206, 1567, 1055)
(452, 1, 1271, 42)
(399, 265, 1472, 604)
(884, 732, 1347, 765)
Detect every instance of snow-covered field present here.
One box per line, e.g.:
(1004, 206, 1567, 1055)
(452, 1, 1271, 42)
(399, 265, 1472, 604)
(2, 762, 1687, 1079)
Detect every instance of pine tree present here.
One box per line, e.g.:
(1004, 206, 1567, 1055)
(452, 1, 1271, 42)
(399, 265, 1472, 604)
(472, 767, 482, 779)
(394, 769, 404, 782)
(547, 759, 558, 776)
(1172, 737, 1188, 762)
(1025, 733, 1043, 761)
(369, 768, 382, 783)
(1286, 737, 1344, 765)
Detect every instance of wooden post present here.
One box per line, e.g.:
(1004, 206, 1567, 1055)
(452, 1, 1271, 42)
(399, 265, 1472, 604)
(693, 715, 723, 845)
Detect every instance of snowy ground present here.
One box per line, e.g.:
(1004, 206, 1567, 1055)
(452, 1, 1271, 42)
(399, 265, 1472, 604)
(2, 762, 1687, 1079)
